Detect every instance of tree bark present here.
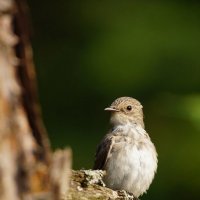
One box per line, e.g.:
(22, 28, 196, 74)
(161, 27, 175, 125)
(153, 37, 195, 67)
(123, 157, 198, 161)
(0, 0, 72, 199)
(66, 170, 135, 200)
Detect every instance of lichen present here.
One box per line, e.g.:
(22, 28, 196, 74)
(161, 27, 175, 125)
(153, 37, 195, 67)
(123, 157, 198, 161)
(81, 169, 106, 187)
(64, 170, 135, 200)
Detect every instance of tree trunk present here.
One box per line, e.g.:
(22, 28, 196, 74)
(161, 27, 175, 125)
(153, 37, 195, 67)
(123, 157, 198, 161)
(0, 0, 71, 199)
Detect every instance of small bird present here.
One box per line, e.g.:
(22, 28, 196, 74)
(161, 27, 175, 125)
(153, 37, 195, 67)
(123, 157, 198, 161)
(93, 97, 158, 198)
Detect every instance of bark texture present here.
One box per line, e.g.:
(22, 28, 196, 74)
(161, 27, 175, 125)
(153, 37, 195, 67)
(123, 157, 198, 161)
(0, 0, 72, 199)
(66, 170, 136, 200)
(0, 0, 50, 199)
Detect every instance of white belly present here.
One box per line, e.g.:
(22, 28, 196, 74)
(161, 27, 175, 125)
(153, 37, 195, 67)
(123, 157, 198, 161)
(104, 140, 157, 197)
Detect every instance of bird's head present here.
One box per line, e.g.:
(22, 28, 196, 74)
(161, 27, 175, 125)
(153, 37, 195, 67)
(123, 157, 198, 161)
(105, 97, 144, 127)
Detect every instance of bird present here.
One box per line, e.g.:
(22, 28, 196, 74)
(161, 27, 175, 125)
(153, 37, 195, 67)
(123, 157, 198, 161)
(93, 97, 158, 198)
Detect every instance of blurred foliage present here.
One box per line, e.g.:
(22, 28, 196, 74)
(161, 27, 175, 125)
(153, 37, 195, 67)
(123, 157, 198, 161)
(27, 0, 200, 200)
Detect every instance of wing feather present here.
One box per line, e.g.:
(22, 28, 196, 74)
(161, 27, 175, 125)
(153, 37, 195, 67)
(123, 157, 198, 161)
(93, 135, 113, 170)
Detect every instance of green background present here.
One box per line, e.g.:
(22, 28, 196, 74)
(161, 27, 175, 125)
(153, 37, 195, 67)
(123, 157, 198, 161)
(27, 1, 200, 199)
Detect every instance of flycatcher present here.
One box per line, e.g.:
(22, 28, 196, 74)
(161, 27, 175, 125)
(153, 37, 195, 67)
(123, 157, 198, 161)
(94, 97, 158, 198)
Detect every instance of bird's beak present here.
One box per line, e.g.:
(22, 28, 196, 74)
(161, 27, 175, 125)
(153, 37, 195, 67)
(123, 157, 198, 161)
(104, 107, 119, 112)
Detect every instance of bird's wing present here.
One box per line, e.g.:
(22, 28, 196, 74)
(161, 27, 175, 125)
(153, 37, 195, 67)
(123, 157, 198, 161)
(93, 134, 113, 170)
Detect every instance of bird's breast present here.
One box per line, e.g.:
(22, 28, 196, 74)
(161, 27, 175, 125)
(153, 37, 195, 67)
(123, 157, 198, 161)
(112, 123, 147, 140)
(104, 132, 157, 197)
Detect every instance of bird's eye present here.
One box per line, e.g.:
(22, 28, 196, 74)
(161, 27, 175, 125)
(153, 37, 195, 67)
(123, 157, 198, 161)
(126, 105, 132, 111)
